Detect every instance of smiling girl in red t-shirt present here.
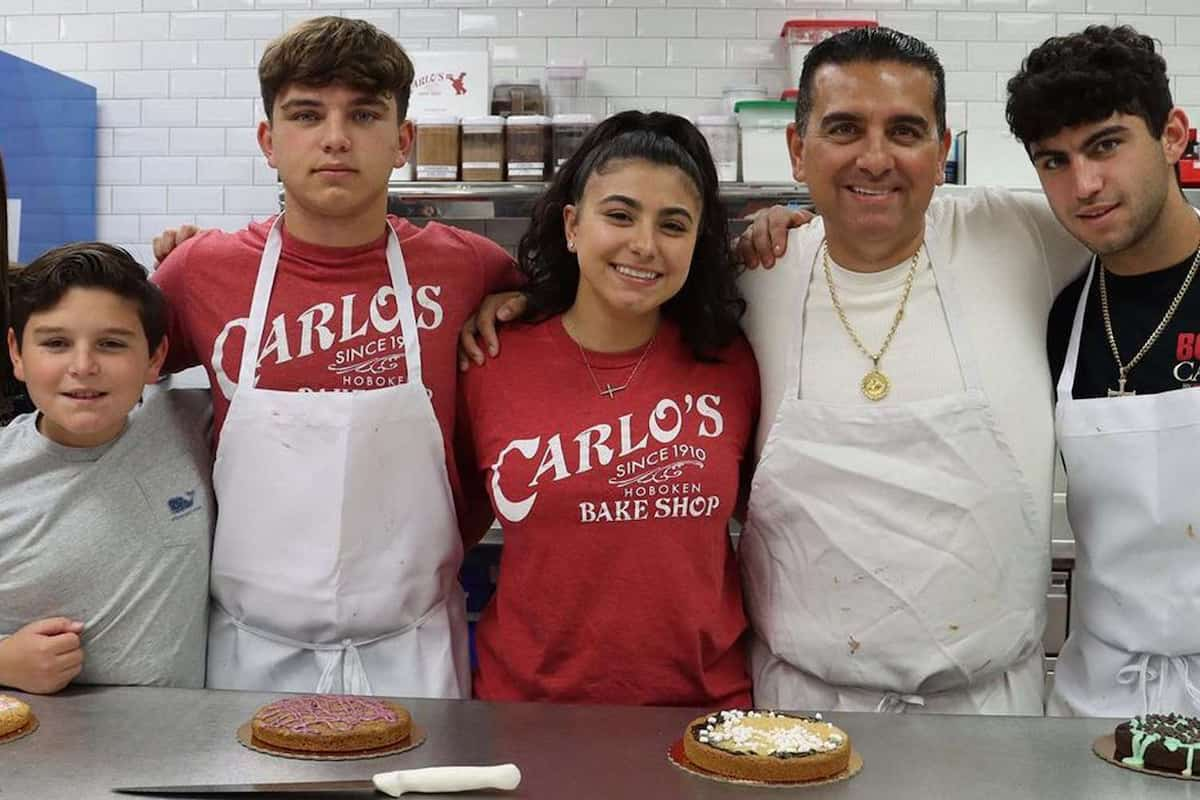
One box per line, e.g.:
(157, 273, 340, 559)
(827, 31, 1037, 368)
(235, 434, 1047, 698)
(458, 111, 759, 707)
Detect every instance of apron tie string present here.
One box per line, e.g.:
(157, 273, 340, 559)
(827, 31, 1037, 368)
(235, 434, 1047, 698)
(876, 692, 926, 713)
(1114, 654, 1200, 714)
(314, 640, 373, 696)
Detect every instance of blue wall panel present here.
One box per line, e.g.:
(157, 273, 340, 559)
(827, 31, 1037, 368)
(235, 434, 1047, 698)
(0, 51, 96, 263)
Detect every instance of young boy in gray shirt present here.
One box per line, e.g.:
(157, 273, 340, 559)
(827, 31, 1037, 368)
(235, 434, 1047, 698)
(0, 243, 213, 692)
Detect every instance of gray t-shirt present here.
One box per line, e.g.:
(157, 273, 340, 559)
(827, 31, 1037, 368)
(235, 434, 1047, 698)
(0, 386, 214, 688)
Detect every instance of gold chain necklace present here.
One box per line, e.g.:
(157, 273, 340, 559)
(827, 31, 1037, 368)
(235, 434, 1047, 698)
(1098, 246, 1200, 397)
(822, 240, 922, 402)
(575, 334, 656, 399)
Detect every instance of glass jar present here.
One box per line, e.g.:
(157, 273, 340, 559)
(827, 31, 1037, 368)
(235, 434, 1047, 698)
(505, 114, 550, 181)
(414, 115, 460, 181)
(461, 115, 505, 182)
(552, 113, 595, 173)
(696, 115, 739, 183)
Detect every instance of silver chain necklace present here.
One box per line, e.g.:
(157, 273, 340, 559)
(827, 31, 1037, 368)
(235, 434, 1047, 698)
(1098, 246, 1200, 397)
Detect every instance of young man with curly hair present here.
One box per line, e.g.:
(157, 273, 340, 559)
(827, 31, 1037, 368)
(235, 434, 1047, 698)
(1008, 25, 1200, 718)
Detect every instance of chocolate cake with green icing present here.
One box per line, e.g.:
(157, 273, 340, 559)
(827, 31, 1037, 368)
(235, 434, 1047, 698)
(1114, 714, 1200, 776)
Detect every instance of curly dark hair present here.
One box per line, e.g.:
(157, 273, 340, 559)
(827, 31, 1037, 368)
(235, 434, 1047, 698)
(9, 242, 167, 353)
(1007, 26, 1173, 148)
(517, 110, 745, 361)
(795, 27, 946, 137)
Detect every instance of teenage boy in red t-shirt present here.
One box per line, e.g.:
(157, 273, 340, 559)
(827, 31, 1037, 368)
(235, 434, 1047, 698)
(152, 17, 515, 697)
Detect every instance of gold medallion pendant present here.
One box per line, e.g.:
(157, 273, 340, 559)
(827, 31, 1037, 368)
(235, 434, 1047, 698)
(861, 370, 890, 401)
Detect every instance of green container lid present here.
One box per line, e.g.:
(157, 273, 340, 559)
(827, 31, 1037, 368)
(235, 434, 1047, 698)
(733, 99, 796, 113)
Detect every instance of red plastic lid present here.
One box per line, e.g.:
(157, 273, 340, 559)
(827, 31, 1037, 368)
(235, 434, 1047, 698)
(780, 19, 878, 37)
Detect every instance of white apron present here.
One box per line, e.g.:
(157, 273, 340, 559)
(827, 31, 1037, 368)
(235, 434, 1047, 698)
(741, 232, 1047, 714)
(206, 216, 470, 697)
(1048, 255, 1200, 717)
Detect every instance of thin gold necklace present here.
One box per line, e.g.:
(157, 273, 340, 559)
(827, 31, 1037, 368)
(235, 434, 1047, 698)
(572, 331, 657, 399)
(1098, 245, 1200, 397)
(822, 241, 922, 402)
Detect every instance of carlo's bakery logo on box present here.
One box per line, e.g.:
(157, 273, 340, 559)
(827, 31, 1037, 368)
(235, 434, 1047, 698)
(409, 51, 489, 118)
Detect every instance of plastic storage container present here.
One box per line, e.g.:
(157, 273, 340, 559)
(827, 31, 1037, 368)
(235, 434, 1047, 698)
(722, 84, 767, 115)
(735, 100, 795, 183)
(414, 115, 460, 181)
(461, 115, 505, 182)
(780, 20, 877, 86)
(506, 114, 550, 181)
(545, 64, 588, 115)
(696, 115, 739, 183)
(552, 114, 595, 171)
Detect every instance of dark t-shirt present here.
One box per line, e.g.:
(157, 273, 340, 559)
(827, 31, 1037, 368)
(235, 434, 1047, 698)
(1048, 250, 1200, 399)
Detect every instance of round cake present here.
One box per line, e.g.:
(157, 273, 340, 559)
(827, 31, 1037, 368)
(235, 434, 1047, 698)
(682, 709, 851, 783)
(0, 695, 32, 738)
(1115, 713, 1200, 776)
(250, 695, 412, 753)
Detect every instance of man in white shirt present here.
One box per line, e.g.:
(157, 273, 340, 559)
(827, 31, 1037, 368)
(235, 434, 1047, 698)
(737, 26, 1090, 714)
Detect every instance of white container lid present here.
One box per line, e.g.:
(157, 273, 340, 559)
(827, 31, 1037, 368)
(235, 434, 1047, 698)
(721, 85, 767, 96)
(552, 113, 596, 125)
(461, 115, 505, 128)
(415, 114, 460, 126)
(507, 114, 550, 126)
(696, 114, 738, 127)
(545, 63, 587, 80)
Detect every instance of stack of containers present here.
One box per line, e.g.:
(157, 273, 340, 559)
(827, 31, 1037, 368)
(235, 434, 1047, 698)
(780, 20, 878, 87)
(734, 100, 795, 183)
(551, 114, 596, 172)
(461, 116, 505, 181)
(506, 115, 551, 181)
(695, 115, 739, 183)
(414, 115, 460, 181)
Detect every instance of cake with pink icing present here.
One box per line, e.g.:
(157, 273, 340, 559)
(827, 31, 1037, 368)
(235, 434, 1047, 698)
(250, 695, 412, 753)
(0, 694, 31, 738)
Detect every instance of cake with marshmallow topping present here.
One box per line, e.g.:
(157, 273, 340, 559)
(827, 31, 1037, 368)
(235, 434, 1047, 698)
(682, 709, 850, 782)
(250, 695, 411, 753)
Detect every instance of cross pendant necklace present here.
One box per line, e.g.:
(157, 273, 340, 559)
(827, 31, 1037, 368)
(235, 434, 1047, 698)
(1107, 372, 1135, 398)
(575, 332, 657, 399)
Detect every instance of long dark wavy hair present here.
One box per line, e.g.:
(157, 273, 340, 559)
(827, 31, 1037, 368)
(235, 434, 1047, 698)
(517, 110, 745, 361)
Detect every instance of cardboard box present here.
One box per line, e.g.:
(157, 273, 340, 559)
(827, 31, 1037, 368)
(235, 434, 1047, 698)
(408, 51, 490, 119)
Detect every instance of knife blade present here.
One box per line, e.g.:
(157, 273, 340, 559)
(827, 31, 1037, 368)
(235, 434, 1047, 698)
(114, 764, 522, 797)
(112, 779, 375, 796)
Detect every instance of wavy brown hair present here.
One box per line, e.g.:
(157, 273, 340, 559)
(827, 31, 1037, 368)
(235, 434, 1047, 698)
(517, 110, 745, 361)
(259, 16, 415, 122)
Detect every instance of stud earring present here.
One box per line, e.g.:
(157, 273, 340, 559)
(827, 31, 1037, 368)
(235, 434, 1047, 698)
(566, 240, 575, 252)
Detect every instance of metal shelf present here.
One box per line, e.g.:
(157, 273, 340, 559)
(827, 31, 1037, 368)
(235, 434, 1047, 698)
(387, 181, 811, 220)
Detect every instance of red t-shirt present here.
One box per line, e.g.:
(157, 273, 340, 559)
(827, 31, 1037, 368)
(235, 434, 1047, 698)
(458, 316, 759, 707)
(152, 215, 517, 516)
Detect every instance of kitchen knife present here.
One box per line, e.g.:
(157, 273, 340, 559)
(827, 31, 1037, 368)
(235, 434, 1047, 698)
(114, 764, 522, 797)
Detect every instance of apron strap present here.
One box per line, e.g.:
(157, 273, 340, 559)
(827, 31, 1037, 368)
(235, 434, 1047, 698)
(1056, 256, 1097, 401)
(214, 596, 450, 694)
(237, 216, 423, 390)
(875, 692, 926, 714)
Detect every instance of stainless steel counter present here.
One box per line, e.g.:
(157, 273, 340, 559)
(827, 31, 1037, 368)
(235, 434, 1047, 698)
(1, 686, 1193, 799)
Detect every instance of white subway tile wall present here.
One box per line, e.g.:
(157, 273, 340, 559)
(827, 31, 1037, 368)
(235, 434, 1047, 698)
(0, 1, 1197, 262)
